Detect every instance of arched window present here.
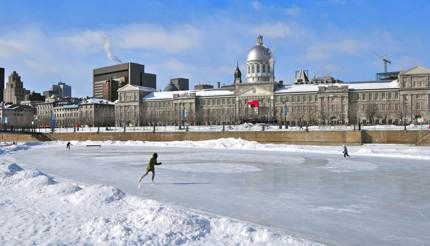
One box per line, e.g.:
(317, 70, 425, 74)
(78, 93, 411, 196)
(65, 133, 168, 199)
(262, 64, 266, 73)
(256, 64, 260, 73)
(267, 65, 270, 73)
(251, 64, 255, 73)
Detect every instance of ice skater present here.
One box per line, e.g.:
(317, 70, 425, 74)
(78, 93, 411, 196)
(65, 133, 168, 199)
(66, 142, 71, 150)
(343, 144, 350, 158)
(138, 153, 162, 187)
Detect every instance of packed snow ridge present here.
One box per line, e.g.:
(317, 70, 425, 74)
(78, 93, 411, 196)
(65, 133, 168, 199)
(0, 149, 320, 245)
(54, 138, 430, 160)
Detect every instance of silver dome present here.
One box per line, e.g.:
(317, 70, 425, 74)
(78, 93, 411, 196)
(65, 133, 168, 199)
(247, 45, 272, 62)
(247, 35, 272, 62)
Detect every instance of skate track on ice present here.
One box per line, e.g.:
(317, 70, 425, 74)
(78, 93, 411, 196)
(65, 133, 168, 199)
(11, 141, 430, 246)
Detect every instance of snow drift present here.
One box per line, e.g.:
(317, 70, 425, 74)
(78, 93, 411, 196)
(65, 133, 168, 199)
(39, 138, 430, 160)
(0, 151, 321, 245)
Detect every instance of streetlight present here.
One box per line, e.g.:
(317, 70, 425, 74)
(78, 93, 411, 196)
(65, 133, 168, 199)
(283, 104, 289, 129)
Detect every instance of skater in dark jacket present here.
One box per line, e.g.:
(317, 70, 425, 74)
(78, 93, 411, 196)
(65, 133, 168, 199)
(138, 153, 162, 184)
(66, 142, 71, 150)
(343, 145, 350, 158)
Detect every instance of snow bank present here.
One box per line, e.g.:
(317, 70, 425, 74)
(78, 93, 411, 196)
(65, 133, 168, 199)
(0, 152, 320, 245)
(38, 138, 430, 160)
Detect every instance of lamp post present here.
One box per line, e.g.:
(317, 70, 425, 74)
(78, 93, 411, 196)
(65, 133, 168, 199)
(283, 104, 289, 129)
(34, 116, 38, 133)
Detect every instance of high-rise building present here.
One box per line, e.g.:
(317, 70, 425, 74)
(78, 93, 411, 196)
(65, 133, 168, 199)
(93, 62, 156, 100)
(194, 84, 214, 90)
(3, 71, 27, 104)
(102, 79, 119, 102)
(0, 67, 4, 102)
(170, 78, 189, 90)
(43, 82, 72, 98)
(57, 82, 71, 97)
(163, 78, 190, 91)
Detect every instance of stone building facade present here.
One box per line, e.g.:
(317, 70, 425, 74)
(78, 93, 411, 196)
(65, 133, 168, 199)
(0, 104, 35, 129)
(79, 98, 115, 127)
(39, 98, 115, 128)
(53, 104, 80, 128)
(3, 71, 29, 104)
(34, 98, 82, 127)
(112, 35, 430, 127)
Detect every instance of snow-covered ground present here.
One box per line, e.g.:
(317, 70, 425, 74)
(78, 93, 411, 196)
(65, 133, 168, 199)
(2, 139, 430, 245)
(0, 144, 318, 245)
(35, 123, 430, 133)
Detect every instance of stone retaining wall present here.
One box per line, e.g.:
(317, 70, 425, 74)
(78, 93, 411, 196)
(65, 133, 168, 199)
(46, 131, 363, 145)
(2, 130, 430, 145)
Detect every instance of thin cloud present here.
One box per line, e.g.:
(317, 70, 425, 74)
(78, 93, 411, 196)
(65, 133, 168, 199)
(59, 30, 105, 52)
(115, 23, 200, 53)
(251, 0, 262, 11)
(162, 58, 188, 72)
(305, 40, 368, 61)
(253, 21, 306, 40)
(61, 23, 200, 54)
(285, 5, 301, 17)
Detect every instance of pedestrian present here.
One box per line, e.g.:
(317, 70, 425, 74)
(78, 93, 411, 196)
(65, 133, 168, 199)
(66, 142, 71, 150)
(138, 153, 162, 186)
(343, 145, 350, 158)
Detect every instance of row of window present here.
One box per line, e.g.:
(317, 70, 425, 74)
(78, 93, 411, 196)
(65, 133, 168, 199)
(360, 103, 400, 112)
(276, 95, 318, 103)
(146, 101, 172, 108)
(55, 113, 79, 118)
(401, 80, 428, 88)
(202, 98, 235, 106)
(119, 92, 139, 102)
(247, 63, 271, 74)
(358, 91, 399, 101)
(406, 94, 427, 100)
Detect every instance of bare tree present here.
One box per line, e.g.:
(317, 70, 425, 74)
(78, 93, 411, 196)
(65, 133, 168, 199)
(365, 103, 379, 124)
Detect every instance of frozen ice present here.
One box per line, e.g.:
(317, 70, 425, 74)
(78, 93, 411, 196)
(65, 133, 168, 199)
(5, 139, 430, 245)
(158, 163, 262, 173)
(0, 150, 317, 245)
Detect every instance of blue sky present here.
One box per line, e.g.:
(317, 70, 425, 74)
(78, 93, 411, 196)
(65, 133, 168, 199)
(0, 0, 429, 96)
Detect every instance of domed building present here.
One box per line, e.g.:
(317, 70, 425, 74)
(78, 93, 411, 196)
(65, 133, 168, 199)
(114, 35, 430, 127)
(246, 35, 275, 83)
(164, 83, 178, 92)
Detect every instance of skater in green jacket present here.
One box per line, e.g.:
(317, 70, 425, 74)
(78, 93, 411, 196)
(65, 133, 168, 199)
(138, 153, 162, 185)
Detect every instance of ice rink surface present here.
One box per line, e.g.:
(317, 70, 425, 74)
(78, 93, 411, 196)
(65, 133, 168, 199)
(11, 143, 430, 245)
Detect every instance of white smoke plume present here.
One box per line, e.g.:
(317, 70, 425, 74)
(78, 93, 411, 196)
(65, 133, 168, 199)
(103, 40, 122, 63)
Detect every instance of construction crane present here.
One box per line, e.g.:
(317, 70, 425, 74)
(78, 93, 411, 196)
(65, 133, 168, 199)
(373, 52, 391, 73)
(382, 57, 391, 73)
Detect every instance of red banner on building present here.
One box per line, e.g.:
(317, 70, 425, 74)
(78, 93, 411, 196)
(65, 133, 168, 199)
(247, 100, 259, 107)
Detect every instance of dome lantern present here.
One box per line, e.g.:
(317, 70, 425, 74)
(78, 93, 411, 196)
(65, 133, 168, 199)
(256, 35, 263, 45)
(246, 35, 275, 83)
